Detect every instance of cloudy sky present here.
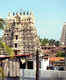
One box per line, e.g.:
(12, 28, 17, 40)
(0, 0, 66, 40)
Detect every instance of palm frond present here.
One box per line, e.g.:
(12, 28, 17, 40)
(0, 67, 5, 78)
(0, 18, 5, 30)
(0, 41, 14, 57)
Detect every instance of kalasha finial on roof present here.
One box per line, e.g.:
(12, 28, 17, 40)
(20, 12, 22, 15)
(27, 11, 29, 15)
(30, 10, 34, 16)
(8, 12, 11, 16)
(23, 11, 25, 15)
(16, 12, 18, 15)
(13, 12, 15, 16)
(20, 8, 23, 15)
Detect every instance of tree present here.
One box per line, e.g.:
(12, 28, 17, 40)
(0, 18, 5, 30)
(54, 41, 60, 47)
(49, 39, 55, 46)
(39, 38, 49, 46)
(56, 51, 65, 57)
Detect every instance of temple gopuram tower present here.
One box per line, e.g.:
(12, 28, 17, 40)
(1, 11, 41, 77)
(61, 22, 66, 45)
(3, 11, 40, 56)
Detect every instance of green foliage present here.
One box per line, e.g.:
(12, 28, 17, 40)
(0, 67, 5, 79)
(49, 39, 55, 46)
(39, 37, 60, 46)
(56, 51, 65, 57)
(0, 18, 5, 30)
(0, 41, 14, 57)
(54, 41, 60, 46)
(39, 38, 49, 45)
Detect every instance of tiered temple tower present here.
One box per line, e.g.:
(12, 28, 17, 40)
(3, 11, 40, 55)
(61, 22, 66, 71)
(61, 22, 66, 45)
(2, 11, 41, 77)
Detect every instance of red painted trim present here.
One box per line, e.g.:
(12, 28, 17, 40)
(0, 54, 32, 58)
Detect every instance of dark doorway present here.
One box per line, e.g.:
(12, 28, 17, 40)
(27, 61, 33, 69)
(15, 43, 17, 48)
(20, 60, 26, 69)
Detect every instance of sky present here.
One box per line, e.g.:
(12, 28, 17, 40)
(0, 0, 66, 40)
